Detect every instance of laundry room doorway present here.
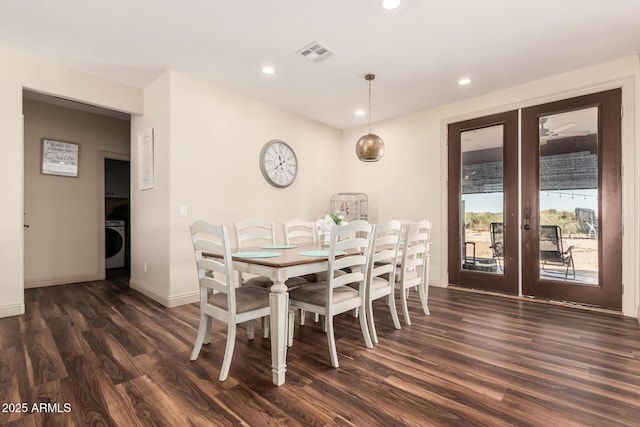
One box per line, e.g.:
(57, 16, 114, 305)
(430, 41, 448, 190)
(101, 152, 131, 287)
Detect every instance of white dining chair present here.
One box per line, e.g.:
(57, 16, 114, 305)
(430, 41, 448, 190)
(283, 218, 348, 279)
(233, 219, 277, 288)
(396, 219, 432, 325)
(282, 218, 320, 326)
(234, 219, 306, 343)
(189, 220, 271, 381)
(234, 219, 306, 288)
(283, 218, 349, 326)
(365, 220, 402, 344)
(288, 220, 374, 368)
(283, 218, 318, 244)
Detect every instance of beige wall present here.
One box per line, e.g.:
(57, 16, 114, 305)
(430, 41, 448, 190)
(342, 55, 640, 317)
(23, 99, 130, 287)
(128, 73, 172, 303)
(0, 48, 142, 317)
(129, 71, 343, 306)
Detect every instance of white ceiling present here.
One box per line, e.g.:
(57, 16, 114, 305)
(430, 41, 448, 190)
(3, 0, 640, 129)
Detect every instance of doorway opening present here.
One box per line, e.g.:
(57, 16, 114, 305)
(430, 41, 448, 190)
(105, 157, 131, 288)
(23, 89, 131, 289)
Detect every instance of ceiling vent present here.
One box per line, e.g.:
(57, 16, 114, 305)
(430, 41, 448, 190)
(297, 41, 336, 63)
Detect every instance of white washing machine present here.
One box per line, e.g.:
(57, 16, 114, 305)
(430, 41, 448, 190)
(105, 220, 125, 269)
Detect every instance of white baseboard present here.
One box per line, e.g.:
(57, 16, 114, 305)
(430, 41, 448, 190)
(167, 290, 200, 307)
(0, 302, 25, 318)
(427, 278, 444, 288)
(25, 273, 102, 289)
(129, 278, 199, 307)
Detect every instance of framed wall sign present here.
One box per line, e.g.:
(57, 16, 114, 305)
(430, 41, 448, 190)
(138, 128, 154, 190)
(41, 138, 79, 177)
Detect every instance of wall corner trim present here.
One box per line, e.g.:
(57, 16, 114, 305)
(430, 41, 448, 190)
(129, 279, 199, 307)
(0, 303, 26, 318)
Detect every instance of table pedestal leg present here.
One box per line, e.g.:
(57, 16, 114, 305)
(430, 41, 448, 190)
(269, 271, 288, 386)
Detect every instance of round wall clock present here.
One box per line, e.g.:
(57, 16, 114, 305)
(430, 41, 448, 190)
(259, 140, 298, 188)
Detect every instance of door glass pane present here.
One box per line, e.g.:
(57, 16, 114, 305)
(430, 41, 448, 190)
(460, 125, 504, 274)
(538, 108, 598, 284)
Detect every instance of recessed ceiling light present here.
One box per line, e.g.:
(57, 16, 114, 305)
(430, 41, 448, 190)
(458, 78, 471, 86)
(262, 66, 275, 75)
(355, 109, 365, 116)
(380, 0, 401, 10)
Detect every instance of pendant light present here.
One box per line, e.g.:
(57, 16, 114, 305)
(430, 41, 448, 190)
(355, 74, 385, 162)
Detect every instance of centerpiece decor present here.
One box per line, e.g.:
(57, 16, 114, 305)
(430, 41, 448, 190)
(318, 213, 347, 245)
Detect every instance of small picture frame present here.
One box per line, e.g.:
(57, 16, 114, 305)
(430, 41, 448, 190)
(41, 138, 79, 177)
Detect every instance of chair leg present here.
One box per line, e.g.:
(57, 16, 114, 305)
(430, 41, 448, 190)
(367, 296, 378, 344)
(246, 320, 255, 340)
(190, 313, 209, 361)
(418, 282, 430, 316)
(359, 304, 373, 349)
(401, 287, 412, 326)
(314, 313, 320, 323)
(288, 310, 295, 347)
(565, 255, 576, 280)
(388, 293, 401, 330)
(203, 315, 212, 345)
(326, 317, 339, 368)
(299, 309, 306, 326)
(262, 316, 269, 338)
(219, 322, 236, 381)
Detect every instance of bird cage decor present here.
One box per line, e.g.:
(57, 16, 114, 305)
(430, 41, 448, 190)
(330, 193, 368, 223)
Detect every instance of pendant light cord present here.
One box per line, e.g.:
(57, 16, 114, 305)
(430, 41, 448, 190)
(368, 79, 372, 134)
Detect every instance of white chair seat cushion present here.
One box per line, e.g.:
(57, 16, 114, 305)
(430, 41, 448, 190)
(209, 286, 270, 313)
(371, 277, 390, 291)
(244, 275, 307, 289)
(289, 283, 359, 306)
(402, 271, 419, 282)
(382, 268, 417, 283)
(301, 269, 347, 283)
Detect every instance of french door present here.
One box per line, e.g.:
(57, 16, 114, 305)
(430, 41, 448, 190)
(521, 89, 622, 309)
(448, 110, 519, 295)
(448, 89, 622, 310)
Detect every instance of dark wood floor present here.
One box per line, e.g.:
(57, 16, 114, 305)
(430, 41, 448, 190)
(1, 278, 639, 426)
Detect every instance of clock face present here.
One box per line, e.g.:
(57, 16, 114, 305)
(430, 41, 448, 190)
(259, 140, 298, 188)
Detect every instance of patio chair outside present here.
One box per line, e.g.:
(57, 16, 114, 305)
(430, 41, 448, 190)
(540, 225, 575, 280)
(489, 222, 504, 271)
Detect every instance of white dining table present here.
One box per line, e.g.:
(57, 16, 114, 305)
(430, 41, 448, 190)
(230, 242, 335, 386)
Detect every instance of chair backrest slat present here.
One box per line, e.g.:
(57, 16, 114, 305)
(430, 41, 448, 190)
(283, 218, 318, 244)
(191, 220, 237, 309)
(327, 220, 373, 291)
(234, 219, 276, 248)
(399, 220, 431, 284)
(368, 220, 402, 283)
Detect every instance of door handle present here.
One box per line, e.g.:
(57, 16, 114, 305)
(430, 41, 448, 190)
(523, 207, 531, 230)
